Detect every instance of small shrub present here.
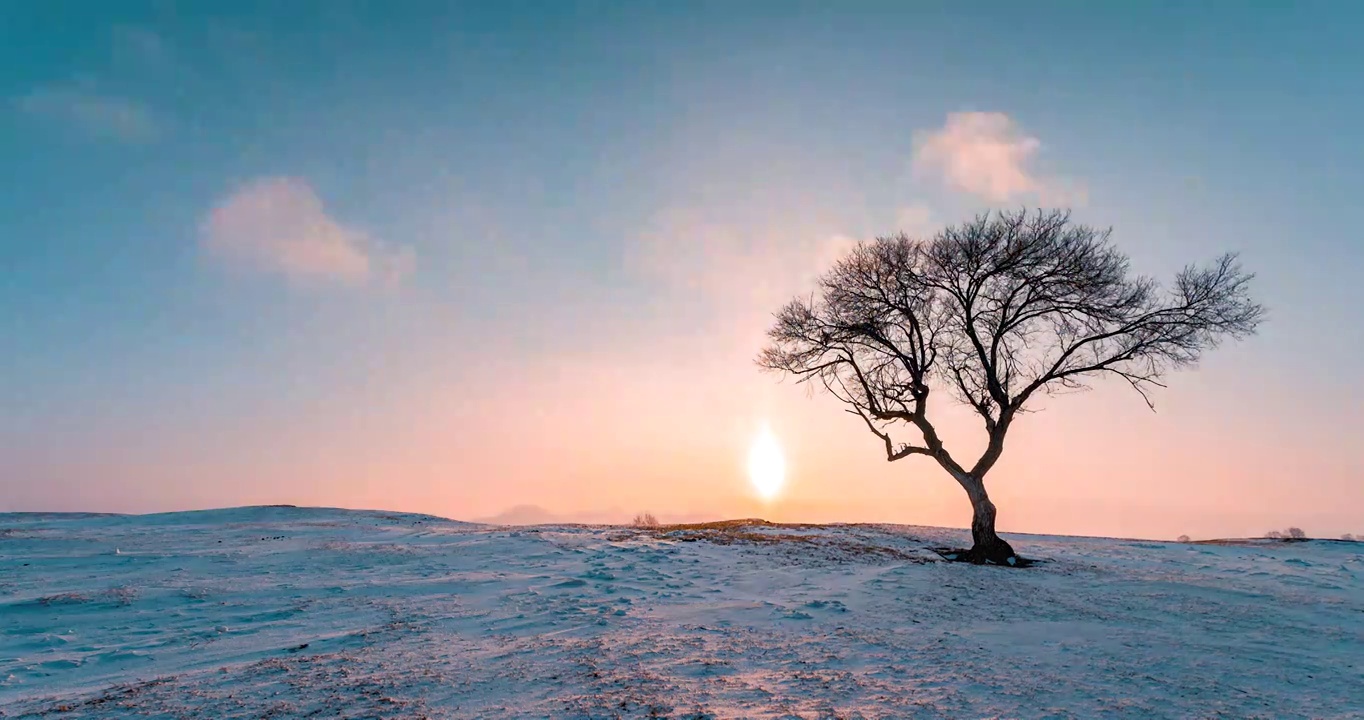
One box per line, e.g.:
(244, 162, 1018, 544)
(1177, 534, 1190, 543)
(632, 512, 659, 528)
(1286, 527, 1306, 539)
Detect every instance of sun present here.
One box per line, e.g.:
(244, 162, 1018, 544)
(747, 424, 786, 501)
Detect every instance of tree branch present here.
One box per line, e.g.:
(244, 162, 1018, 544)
(758, 209, 1262, 486)
(846, 408, 934, 461)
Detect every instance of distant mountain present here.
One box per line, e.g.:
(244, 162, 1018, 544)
(476, 504, 564, 525)
(474, 504, 717, 526)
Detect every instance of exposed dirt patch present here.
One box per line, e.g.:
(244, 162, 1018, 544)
(1192, 537, 1314, 547)
(609, 520, 933, 565)
(34, 592, 91, 607)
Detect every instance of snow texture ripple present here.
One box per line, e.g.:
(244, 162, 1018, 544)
(2, 507, 1361, 719)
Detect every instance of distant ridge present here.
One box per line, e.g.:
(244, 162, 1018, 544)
(1, 506, 463, 525)
(0, 511, 124, 519)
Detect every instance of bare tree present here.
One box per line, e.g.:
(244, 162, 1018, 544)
(1344, 534, 1356, 542)
(758, 210, 1263, 565)
(1266, 530, 1284, 539)
(1177, 535, 1191, 543)
(1286, 526, 1306, 539)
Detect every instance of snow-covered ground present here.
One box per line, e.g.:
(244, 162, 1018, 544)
(2, 507, 1361, 719)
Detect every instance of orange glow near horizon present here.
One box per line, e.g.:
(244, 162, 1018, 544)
(6, 124, 1362, 544)
(12, 198, 1360, 543)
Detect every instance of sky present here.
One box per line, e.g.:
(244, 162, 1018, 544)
(3, 1, 1363, 540)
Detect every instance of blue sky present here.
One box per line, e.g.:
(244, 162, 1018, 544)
(3, 2, 1362, 538)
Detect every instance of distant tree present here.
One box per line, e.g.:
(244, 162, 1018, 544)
(759, 209, 1263, 565)
(1177, 535, 1191, 543)
(1266, 530, 1284, 539)
(1286, 527, 1306, 539)
(1342, 533, 1356, 542)
(632, 512, 659, 528)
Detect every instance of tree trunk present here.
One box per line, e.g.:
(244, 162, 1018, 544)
(941, 466, 1020, 565)
(968, 493, 1017, 565)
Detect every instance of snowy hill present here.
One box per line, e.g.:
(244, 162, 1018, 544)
(2, 507, 1360, 718)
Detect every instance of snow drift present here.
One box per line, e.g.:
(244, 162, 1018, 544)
(2, 507, 1360, 718)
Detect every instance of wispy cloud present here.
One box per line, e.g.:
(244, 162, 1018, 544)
(16, 85, 159, 142)
(912, 112, 1084, 205)
(110, 24, 202, 87)
(201, 177, 415, 286)
(111, 25, 170, 67)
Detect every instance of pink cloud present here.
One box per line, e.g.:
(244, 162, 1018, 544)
(912, 112, 1084, 205)
(623, 207, 866, 343)
(200, 177, 414, 285)
(894, 203, 937, 237)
